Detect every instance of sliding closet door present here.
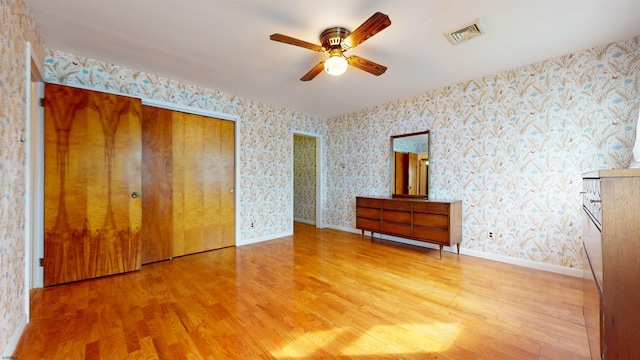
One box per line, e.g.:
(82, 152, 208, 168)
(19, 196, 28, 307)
(141, 106, 235, 263)
(172, 111, 235, 256)
(44, 84, 142, 286)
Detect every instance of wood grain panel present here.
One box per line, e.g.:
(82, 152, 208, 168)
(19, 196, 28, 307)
(413, 213, 448, 229)
(356, 207, 380, 220)
(214, 119, 235, 249)
(172, 112, 235, 256)
(141, 106, 173, 264)
(44, 83, 142, 286)
(599, 174, 640, 359)
(413, 226, 450, 243)
(381, 210, 411, 223)
(356, 197, 381, 208)
(173, 112, 202, 256)
(412, 202, 449, 215)
(381, 222, 412, 237)
(355, 217, 380, 232)
(382, 199, 411, 211)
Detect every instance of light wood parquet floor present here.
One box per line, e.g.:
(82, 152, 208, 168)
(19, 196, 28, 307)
(15, 223, 590, 359)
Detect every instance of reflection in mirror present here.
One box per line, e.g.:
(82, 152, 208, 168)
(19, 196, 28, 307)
(391, 130, 430, 198)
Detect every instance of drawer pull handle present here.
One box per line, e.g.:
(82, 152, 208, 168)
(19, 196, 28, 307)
(580, 191, 587, 194)
(590, 199, 601, 203)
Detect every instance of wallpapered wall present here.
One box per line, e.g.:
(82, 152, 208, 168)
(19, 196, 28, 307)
(0, 0, 45, 352)
(44, 50, 328, 243)
(293, 134, 317, 223)
(327, 35, 640, 268)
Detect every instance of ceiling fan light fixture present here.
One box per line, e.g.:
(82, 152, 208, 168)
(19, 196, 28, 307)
(270, 12, 391, 81)
(324, 51, 348, 76)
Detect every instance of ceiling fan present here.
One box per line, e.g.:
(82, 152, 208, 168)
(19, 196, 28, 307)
(269, 12, 391, 81)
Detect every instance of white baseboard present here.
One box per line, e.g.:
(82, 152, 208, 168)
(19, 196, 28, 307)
(327, 224, 362, 234)
(2, 314, 27, 358)
(294, 218, 316, 225)
(237, 231, 293, 246)
(325, 225, 582, 278)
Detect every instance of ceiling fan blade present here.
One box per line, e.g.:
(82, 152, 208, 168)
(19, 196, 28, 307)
(270, 34, 324, 52)
(348, 56, 387, 76)
(343, 12, 391, 49)
(300, 61, 325, 81)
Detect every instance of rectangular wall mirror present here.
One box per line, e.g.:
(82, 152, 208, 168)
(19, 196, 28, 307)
(390, 130, 430, 198)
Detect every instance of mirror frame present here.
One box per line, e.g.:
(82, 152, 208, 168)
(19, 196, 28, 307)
(390, 130, 430, 199)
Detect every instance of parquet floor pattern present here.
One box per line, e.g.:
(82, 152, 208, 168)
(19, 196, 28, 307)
(15, 223, 589, 359)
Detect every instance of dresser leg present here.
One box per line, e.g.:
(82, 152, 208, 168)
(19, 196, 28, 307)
(439, 245, 443, 260)
(457, 243, 460, 254)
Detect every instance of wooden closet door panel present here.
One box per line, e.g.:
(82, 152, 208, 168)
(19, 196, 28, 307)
(203, 119, 222, 249)
(141, 106, 173, 264)
(44, 84, 142, 286)
(173, 111, 207, 256)
(172, 112, 198, 256)
(172, 112, 235, 256)
(204, 119, 235, 249)
(182, 113, 205, 253)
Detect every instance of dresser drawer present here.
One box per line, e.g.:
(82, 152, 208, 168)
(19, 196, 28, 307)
(413, 213, 449, 229)
(382, 210, 412, 224)
(356, 207, 380, 220)
(412, 202, 449, 215)
(583, 208, 603, 291)
(382, 222, 412, 237)
(413, 227, 450, 244)
(582, 179, 602, 228)
(356, 217, 381, 232)
(357, 197, 382, 208)
(382, 200, 411, 211)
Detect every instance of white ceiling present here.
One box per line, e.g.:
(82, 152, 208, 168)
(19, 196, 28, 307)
(27, 0, 640, 119)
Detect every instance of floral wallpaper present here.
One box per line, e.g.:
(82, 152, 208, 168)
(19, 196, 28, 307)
(44, 50, 328, 243)
(0, 0, 45, 353)
(327, 35, 640, 268)
(293, 134, 316, 223)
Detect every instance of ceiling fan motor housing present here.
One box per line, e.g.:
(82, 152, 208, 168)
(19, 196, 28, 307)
(320, 27, 351, 50)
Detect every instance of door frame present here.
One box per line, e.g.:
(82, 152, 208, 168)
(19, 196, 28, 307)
(292, 130, 324, 228)
(141, 98, 240, 245)
(25, 42, 45, 311)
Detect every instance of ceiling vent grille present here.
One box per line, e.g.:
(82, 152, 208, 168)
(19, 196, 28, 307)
(445, 18, 485, 45)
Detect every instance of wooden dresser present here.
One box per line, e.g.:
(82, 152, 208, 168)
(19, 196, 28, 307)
(582, 169, 640, 359)
(356, 196, 462, 259)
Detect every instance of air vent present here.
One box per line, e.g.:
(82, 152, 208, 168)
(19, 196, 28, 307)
(445, 18, 486, 45)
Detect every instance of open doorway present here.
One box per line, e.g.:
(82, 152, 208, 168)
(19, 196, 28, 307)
(292, 131, 323, 229)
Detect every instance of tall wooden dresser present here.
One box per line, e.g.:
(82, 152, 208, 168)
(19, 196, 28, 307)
(582, 169, 640, 359)
(356, 196, 462, 259)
